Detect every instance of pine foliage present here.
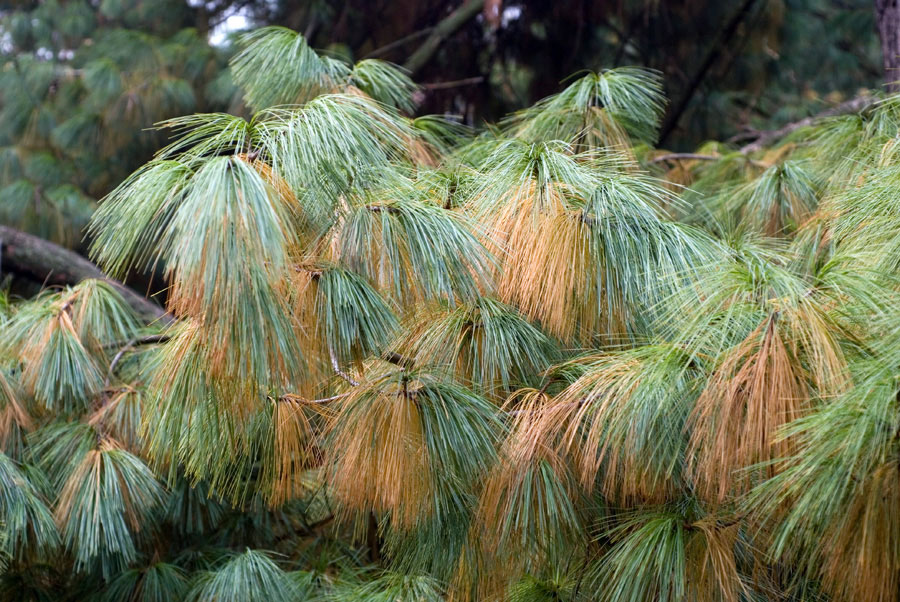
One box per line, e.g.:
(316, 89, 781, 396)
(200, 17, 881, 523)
(2, 21, 900, 602)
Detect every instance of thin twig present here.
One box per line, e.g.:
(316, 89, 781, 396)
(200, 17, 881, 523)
(659, 0, 760, 145)
(279, 392, 350, 405)
(330, 346, 359, 387)
(104, 333, 171, 350)
(715, 512, 747, 528)
(507, 399, 584, 416)
(382, 351, 414, 368)
(739, 94, 877, 153)
(364, 27, 434, 59)
(106, 347, 132, 387)
(365, 204, 401, 214)
(288, 350, 409, 404)
(106, 334, 170, 386)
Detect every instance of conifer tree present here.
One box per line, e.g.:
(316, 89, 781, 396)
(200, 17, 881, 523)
(2, 21, 900, 602)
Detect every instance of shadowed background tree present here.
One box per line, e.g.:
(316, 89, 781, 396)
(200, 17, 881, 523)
(252, 0, 884, 147)
(0, 0, 242, 250)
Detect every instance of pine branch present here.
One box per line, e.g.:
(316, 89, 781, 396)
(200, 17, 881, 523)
(421, 76, 484, 90)
(0, 225, 171, 325)
(649, 153, 720, 164)
(277, 391, 350, 405)
(330, 346, 360, 387)
(382, 351, 414, 368)
(739, 94, 877, 153)
(364, 27, 435, 59)
(652, 94, 877, 161)
(649, 152, 768, 168)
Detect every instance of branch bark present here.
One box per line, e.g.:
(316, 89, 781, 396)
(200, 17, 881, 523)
(364, 27, 435, 59)
(329, 345, 359, 387)
(421, 76, 484, 90)
(0, 225, 171, 324)
(653, 94, 877, 160)
(382, 351, 415, 368)
(739, 94, 877, 153)
(876, 0, 900, 92)
(403, 0, 485, 76)
(106, 334, 171, 386)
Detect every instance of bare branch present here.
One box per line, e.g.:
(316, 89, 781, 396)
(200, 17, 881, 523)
(659, 0, 760, 144)
(382, 351, 414, 368)
(0, 225, 172, 325)
(364, 27, 435, 59)
(652, 94, 877, 164)
(739, 94, 877, 153)
(105, 334, 171, 386)
(278, 392, 349, 405)
(330, 346, 360, 387)
(649, 153, 720, 164)
(422, 76, 484, 90)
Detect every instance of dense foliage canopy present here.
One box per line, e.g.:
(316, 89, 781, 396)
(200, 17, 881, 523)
(2, 18, 900, 602)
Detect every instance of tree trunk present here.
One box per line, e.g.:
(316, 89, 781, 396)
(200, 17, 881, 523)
(876, 0, 900, 92)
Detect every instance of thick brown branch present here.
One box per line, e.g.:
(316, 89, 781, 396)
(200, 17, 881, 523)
(0, 225, 171, 325)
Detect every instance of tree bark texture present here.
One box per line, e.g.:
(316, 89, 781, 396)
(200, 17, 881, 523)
(876, 0, 900, 92)
(0, 225, 170, 324)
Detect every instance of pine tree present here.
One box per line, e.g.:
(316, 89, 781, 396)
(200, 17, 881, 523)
(2, 22, 900, 602)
